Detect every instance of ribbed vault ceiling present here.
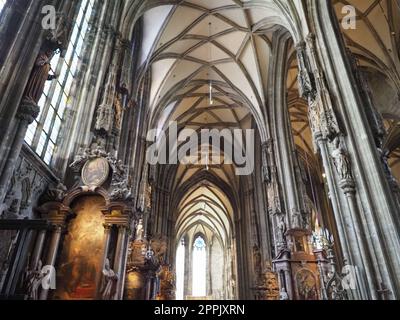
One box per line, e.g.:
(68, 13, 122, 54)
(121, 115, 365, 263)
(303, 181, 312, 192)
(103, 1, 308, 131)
(135, 0, 292, 194)
(175, 183, 233, 246)
(334, 0, 400, 90)
(334, 1, 400, 179)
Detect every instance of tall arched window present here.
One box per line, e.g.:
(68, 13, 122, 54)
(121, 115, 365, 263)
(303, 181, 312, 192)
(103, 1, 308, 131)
(24, 0, 94, 165)
(175, 238, 185, 300)
(0, 0, 6, 14)
(192, 235, 207, 297)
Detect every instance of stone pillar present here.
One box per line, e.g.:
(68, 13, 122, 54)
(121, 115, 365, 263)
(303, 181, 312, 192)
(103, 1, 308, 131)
(39, 225, 63, 300)
(339, 179, 378, 300)
(113, 225, 128, 300)
(0, 102, 39, 204)
(30, 229, 47, 270)
(101, 224, 113, 269)
(207, 240, 213, 297)
(269, 31, 311, 235)
(182, 237, 189, 299)
(295, 32, 385, 299)
(96, 223, 113, 299)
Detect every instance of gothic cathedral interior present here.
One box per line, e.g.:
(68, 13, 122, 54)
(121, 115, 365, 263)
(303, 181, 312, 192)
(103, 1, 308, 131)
(1, 0, 400, 301)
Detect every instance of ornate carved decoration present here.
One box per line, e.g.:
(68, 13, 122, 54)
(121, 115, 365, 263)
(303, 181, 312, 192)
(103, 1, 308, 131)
(149, 235, 168, 265)
(42, 182, 68, 203)
(156, 264, 176, 300)
(82, 157, 110, 187)
(69, 146, 132, 201)
(100, 258, 119, 300)
(1, 159, 47, 219)
(296, 35, 341, 144)
(16, 101, 41, 124)
(296, 41, 317, 101)
(253, 262, 280, 300)
(253, 244, 262, 282)
(331, 136, 353, 182)
(261, 142, 271, 183)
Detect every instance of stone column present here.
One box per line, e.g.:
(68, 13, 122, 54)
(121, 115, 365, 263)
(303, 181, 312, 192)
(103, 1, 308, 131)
(96, 223, 113, 298)
(145, 271, 157, 300)
(269, 31, 310, 233)
(101, 224, 113, 269)
(30, 229, 47, 270)
(296, 33, 381, 299)
(0, 102, 39, 204)
(113, 225, 128, 300)
(339, 179, 378, 300)
(39, 225, 63, 300)
(207, 240, 213, 297)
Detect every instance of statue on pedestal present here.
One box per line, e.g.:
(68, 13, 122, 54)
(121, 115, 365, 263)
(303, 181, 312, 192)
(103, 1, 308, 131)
(135, 218, 145, 242)
(101, 258, 118, 300)
(95, 104, 114, 134)
(24, 260, 46, 301)
(331, 137, 353, 181)
(23, 49, 57, 105)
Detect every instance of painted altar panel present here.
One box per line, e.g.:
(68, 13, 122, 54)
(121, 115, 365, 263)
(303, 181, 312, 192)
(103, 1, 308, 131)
(54, 196, 105, 300)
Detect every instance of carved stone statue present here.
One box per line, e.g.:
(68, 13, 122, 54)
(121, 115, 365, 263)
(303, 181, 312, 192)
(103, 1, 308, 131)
(278, 214, 287, 243)
(331, 137, 353, 181)
(23, 49, 57, 105)
(114, 93, 123, 129)
(261, 143, 271, 183)
(135, 218, 145, 242)
(253, 245, 262, 278)
(110, 179, 131, 201)
(157, 265, 176, 300)
(95, 104, 114, 133)
(101, 258, 119, 300)
(46, 182, 67, 202)
(24, 260, 45, 301)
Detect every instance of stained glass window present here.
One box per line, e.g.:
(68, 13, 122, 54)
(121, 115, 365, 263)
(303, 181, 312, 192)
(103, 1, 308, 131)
(24, 0, 94, 165)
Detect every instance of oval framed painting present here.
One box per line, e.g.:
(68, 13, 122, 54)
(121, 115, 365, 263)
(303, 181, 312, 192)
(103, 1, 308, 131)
(82, 157, 110, 187)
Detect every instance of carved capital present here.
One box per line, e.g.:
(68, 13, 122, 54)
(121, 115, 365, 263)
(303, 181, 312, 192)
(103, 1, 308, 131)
(17, 100, 40, 124)
(339, 179, 356, 195)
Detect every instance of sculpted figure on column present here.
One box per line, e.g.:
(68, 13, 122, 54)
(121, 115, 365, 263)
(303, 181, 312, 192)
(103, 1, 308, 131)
(331, 137, 353, 181)
(23, 49, 57, 105)
(95, 104, 114, 133)
(101, 258, 119, 300)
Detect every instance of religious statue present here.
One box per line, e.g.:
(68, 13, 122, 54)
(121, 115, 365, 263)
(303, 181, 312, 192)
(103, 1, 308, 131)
(113, 93, 123, 129)
(135, 218, 145, 242)
(252, 245, 262, 278)
(23, 49, 57, 105)
(297, 271, 318, 300)
(331, 137, 353, 181)
(46, 182, 68, 202)
(95, 104, 114, 133)
(100, 258, 119, 300)
(277, 214, 287, 243)
(24, 260, 46, 301)
(3, 197, 21, 219)
(157, 265, 176, 300)
(110, 179, 131, 201)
